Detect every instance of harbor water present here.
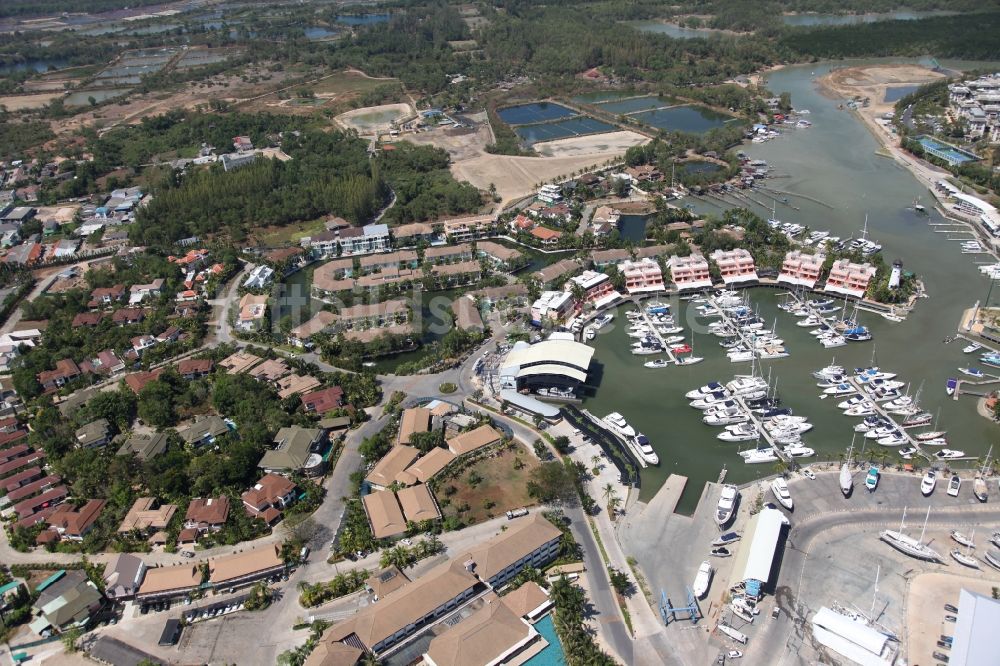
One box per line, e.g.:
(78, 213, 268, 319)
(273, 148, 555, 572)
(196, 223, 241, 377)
(584, 60, 1000, 513)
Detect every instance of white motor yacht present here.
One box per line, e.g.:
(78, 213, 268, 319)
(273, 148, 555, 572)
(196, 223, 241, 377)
(686, 382, 729, 400)
(715, 485, 739, 526)
(603, 412, 636, 438)
(770, 477, 794, 510)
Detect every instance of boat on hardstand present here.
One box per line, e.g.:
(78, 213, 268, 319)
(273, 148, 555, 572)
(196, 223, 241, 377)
(951, 548, 980, 569)
(984, 550, 1000, 571)
(947, 474, 961, 497)
(770, 477, 793, 510)
(712, 531, 741, 547)
(865, 466, 879, 492)
(716, 485, 739, 527)
(920, 469, 937, 496)
(880, 507, 943, 562)
(974, 445, 992, 502)
(717, 624, 748, 644)
(710, 546, 732, 558)
(950, 530, 975, 548)
(693, 561, 713, 599)
(840, 441, 855, 497)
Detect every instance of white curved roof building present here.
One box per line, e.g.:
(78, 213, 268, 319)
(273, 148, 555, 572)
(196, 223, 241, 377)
(499, 338, 595, 390)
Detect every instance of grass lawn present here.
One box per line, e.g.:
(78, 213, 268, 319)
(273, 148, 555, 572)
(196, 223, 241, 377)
(254, 217, 328, 246)
(436, 447, 539, 526)
(310, 71, 398, 97)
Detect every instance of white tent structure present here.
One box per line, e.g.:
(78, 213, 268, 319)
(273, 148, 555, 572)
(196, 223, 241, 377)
(950, 588, 1000, 665)
(730, 507, 789, 597)
(810, 607, 896, 666)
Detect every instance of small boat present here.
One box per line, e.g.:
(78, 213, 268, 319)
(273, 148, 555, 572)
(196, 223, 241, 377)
(899, 446, 917, 459)
(584, 326, 596, 341)
(693, 560, 714, 599)
(712, 531, 741, 547)
(992, 531, 1000, 549)
(840, 461, 853, 497)
(770, 477, 793, 510)
(950, 530, 974, 548)
(710, 547, 732, 558)
(915, 431, 947, 441)
(921, 470, 937, 496)
(947, 474, 961, 497)
(677, 356, 704, 366)
(951, 548, 980, 568)
(960, 367, 984, 378)
(865, 466, 879, 492)
(670, 344, 692, 353)
(983, 550, 1000, 571)
(644, 359, 669, 369)
(935, 449, 965, 460)
(717, 624, 748, 644)
(963, 342, 982, 353)
(715, 486, 739, 527)
(946, 378, 958, 396)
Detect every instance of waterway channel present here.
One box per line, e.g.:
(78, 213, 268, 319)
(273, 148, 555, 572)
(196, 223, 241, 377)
(584, 59, 1000, 512)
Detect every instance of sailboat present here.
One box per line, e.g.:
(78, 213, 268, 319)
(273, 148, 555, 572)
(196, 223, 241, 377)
(974, 445, 991, 503)
(915, 408, 946, 441)
(951, 529, 979, 568)
(840, 437, 855, 497)
(880, 506, 943, 562)
(676, 331, 703, 366)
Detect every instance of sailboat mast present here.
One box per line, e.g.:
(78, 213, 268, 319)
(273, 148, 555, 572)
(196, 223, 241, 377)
(920, 505, 931, 542)
(870, 564, 880, 617)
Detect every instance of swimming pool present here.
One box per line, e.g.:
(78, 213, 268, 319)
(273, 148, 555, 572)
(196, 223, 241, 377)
(526, 614, 567, 666)
(916, 136, 980, 166)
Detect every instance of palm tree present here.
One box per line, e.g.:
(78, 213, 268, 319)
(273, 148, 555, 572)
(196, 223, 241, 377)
(591, 454, 601, 469)
(601, 483, 616, 505)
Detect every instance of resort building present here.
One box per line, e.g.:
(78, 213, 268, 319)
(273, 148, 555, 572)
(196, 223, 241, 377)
(537, 184, 562, 204)
(530, 291, 574, 327)
(397, 407, 432, 446)
(423, 243, 473, 265)
(710, 249, 758, 285)
(668, 253, 714, 291)
(618, 257, 665, 294)
(423, 597, 543, 666)
(335, 300, 410, 337)
(441, 215, 495, 243)
(936, 180, 1000, 235)
(359, 250, 419, 275)
(475, 241, 523, 270)
(362, 490, 409, 540)
(446, 425, 503, 457)
(366, 445, 421, 490)
(566, 270, 621, 309)
(824, 259, 877, 299)
(304, 223, 391, 258)
(778, 250, 826, 289)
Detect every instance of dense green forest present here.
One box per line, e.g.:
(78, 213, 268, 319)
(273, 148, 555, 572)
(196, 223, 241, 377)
(780, 11, 1000, 59)
(122, 110, 482, 246)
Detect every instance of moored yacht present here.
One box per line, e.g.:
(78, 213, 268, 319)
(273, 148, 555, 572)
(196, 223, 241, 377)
(603, 412, 636, 438)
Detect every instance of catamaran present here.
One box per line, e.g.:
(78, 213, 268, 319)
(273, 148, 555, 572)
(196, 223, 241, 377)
(715, 485, 739, 527)
(880, 506, 943, 562)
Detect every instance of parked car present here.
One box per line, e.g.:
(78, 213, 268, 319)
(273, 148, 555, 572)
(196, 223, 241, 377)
(180, 550, 194, 558)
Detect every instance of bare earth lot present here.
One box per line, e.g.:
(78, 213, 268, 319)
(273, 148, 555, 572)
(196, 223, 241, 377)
(820, 64, 944, 120)
(437, 447, 539, 526)
(0, 92, 63, 111)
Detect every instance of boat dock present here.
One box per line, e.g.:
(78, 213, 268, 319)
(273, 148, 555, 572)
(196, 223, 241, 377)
(632, 304, 678, 364)
(842, 376, 932, 461)
(705, 292, 787, 363)
(732, 395, 793, 464)
(580, 409, 649, 469)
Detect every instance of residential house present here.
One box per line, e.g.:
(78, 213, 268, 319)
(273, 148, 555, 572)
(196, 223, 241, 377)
(72, 311, 103, 328)
(361, 490, 408, 540)
(431, 260, 482, 288)
(236, 293, 269, 332)
(123, 368, 164, 394)
(116, 432, 169, 461)
(275, 374, 322, 400)
(366, 445, 420, 490)
(3, 241, 42, 266)
(304, 223, 391, 258)
(668, 253, 714, 291)
(117, 497, 177, 535)
(288, 311, 337, 348)
(446, 425, 503, 457)
(44, 499, 107, 542)
(710, 248, 758, 285)
(529, 227, 562, 246)
(28, 570, 105, 636)
(824, 259, 877, 299)
(75, 419, 111, 449)
(451, 297, 485, 332)
(131, 335, 157, 356)
(778, 250, 826, 289)
(177, 358, 214, 379)
(311, 258, 356, 296)
(397, 408, 431, 446)
(623, 164, 662, 183)
(300, 386, 345, 414)
(423, 243, 473, 265)
(358, 250, 419, 275)
(392, 222, 437, 246)
(156, 325, 182, 344)
(258, 426, 326, 476)
(532, 259, 582, 287)
(243, 264, 275, 290)
(177, 415, 230, 448)
(182, 496, 230, 541)
(111, 307, 146, 326)
(50, 238, 79, 259)
(441, 215, 494, 242)
(103, 554, 147, 601)
(241, 473, 297, 524)
(37, 359, 82, 392)
(247, 358, 291, 382)
(88, 285, 127, 308)
(475, 241, 523, 270)
(128, 278, 165, 305)
(219, 350, 262, 374)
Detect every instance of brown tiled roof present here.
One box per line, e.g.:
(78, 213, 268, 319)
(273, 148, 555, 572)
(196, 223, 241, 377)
(361, 491, 407, 540)
(72, 312, 103, 327)
(365, 445, 419, 488)
(177, 358, 214, 375)
(300, 386, 345, 414)
(185, 496, 230, 526)
(124, 368, 164, 394)
(47, 499, 107, 538)
(396, 485, 440, 523)
(446, 425, 502, 456)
